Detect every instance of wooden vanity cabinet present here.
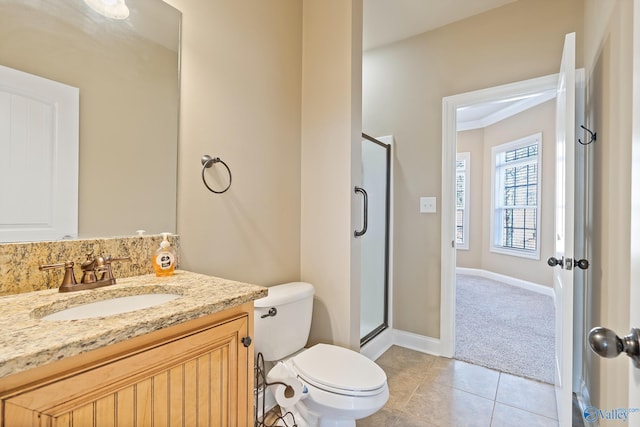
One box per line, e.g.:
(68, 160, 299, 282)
(0, 303, 255, 427)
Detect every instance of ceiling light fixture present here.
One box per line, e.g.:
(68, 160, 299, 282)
(84, 0, 130, 20)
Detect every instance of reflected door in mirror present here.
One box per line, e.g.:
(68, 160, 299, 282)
(0, 65, 79, 242)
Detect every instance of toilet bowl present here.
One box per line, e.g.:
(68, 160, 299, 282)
(254, 282, 388, 426)
(288, 343, 389, 424)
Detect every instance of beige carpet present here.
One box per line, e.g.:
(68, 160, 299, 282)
(454, 274, 555, 384)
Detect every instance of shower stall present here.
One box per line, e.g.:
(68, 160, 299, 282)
(357, 134, 391, 345)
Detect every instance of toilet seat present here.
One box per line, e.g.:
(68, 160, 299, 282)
(291, 344, 387, 397)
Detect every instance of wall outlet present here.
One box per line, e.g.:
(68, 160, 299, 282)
(420, 197, 436, 213)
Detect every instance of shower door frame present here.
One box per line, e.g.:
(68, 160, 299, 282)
(359, 133, 391, 346)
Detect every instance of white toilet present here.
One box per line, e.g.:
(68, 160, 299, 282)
(254, 282, 389, 427)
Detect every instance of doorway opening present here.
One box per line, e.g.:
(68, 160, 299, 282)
(441, 74, 561, 389)
(440, 73, 559, 353)
(441, 70, 590, 423)
(453, 87, 557, 384)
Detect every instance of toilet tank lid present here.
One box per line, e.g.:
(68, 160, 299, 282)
(255, 282, 314, 308)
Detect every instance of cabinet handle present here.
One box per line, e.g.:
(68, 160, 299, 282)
(241, 336, 252, 348)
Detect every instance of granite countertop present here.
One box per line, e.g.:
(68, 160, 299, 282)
(0, 270, 267, 379)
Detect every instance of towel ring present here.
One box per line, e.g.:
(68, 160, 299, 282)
(201, 155, 232, 194)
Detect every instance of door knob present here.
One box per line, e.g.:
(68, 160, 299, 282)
(588, 327, 640, 368)
(574, 259, 590, 270)
(547, 256, 564, 268)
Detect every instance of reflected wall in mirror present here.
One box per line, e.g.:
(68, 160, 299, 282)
(0, 0, 180, 242)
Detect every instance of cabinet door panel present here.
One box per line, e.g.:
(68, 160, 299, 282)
(95, 395, 115, 427)
(168, 365, 184, 426)
(136, 378, 153, 425)
(70, 403, 94, 426)
(116, 385, 135, 426)
(152, 371, 169, 425)
(5, 315, 249, 427)
(197, 353, 212, 425)
(183, 359, 198, 426)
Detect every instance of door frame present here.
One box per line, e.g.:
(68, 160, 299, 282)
(440, 73, 559, 358)
(629, 0, 640, 412)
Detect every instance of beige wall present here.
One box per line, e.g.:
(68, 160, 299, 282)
(300, 0, 363, 349)
(363, 0, 584, 337)
(168, 0, 363, 350)
(584, 0, 633, 414)
(167, 0, 303, 287)
(456, 100, 555, 287)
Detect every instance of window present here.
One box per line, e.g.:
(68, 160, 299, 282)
(456, 152, 470, 249)
(491, 133, 541, 259)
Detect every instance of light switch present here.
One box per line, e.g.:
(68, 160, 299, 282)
(420, 197, 436, 213)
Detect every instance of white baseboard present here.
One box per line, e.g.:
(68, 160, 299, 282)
(456, 267, 554, 298)
(360, 328, 394, 360)
(392, 329, 442, 356)
(360, 328, 443, 360)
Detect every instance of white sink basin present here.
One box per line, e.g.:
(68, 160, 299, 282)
(41, 293, 180, 321)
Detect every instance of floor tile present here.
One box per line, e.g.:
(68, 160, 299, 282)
(492, 402, 559, 427)
(403, 380, 494, 426)
(495, 373, 557, 420)
(390, 411, 439, 427)
(426, 358, 500, 400)
(376, 345, 438, 380)
(356, 407, 399, 427)
(270, 346, 562, 426)
(382, 365, 423, 411)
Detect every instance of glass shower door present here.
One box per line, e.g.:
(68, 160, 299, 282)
(359, 134, 390, 345)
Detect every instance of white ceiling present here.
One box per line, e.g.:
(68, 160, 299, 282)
(456, 90, 556, 131)
(363, 0, 518, 51)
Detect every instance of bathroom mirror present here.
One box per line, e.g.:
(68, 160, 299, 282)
(0, 0, 180, 242)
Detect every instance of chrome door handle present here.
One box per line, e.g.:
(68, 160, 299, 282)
(574, 259, 590, 270)
(354, 186, 368, 237)
(547, 256, 564, 268)
(547, 256, 589, 270)
(588, 327, 640, 368)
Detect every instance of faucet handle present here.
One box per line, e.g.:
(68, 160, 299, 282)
(39, 261, 78, 292)
(81, 252, 97, 271)
(79, 254, 101, 284)
(99, 255, 131, 284)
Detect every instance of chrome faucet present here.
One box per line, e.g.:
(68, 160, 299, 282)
(39, 253, 131, 292)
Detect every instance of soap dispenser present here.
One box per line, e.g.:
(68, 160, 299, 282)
(153, 232, 177, 277)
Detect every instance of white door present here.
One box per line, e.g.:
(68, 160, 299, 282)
(551, 32, 576, 426)
(0, 65, 79, 242)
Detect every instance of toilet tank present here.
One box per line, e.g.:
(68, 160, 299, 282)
(254, 282, 314, 362)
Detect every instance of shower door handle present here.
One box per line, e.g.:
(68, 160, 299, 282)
(354, 186, 368, 237)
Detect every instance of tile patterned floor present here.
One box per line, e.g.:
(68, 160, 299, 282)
(357, 346, 559, 427)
